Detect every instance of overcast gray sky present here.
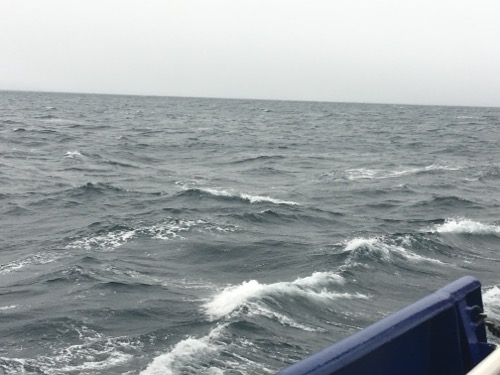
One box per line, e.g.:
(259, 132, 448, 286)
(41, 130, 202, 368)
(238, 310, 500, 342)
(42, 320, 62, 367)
(1, 0, 499, 106)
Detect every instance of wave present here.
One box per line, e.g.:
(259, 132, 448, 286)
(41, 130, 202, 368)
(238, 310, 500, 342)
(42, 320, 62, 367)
(2, 119, 24, 125)
(180, 187, 300, 206)
(483, 286, 500, 322)
(230, 209, 323, 226)
(67, 228, 137, 251)
(429, 219, 500, 235)
(471, 165, 500, 182)
(412, 196, 480, 210)
(66, 218, 236, 251)
(140, 325, 226, 375)
(323, 164, 460, 182)
(140, 322, 276, 375)
(0, 305, 18, 311)
(0, 252, 60, 276)
(241, 166, 293, 176)
(65, 150, 83, 158)
(2, 204, 32, 216)
(75, 182, 127, 195)
(43, 265, 100, 284)
(230, 155, 285, 164)
(34, 114, 58, 120)
(246, 303, 319, 332)
(342, 236, 444, 265)
(203, 272, 354, 321)
(0, 321, 140, 374)
(102, 159, 141, 169)
(34, 182, 162, 202)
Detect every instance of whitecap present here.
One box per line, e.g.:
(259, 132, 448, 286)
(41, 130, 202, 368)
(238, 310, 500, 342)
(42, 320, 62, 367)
(147, 219, 200, 240)
(343, 237, 444, 264)
(342, 164, 460, 181)
(203, 272, 348, 321)
(0, 305, 18, 311)
(66, 229, 137, 251)
(192, 187, 300, 206)
(41, 334, 138, 373)
(483, 286, 500, 321)
(140, 325, 226, 375)
(345, 168, 380, 180)
(140, 324, 275, 375)
(1, 325, 140, 374)
(65, 151, 83, 158)
(430, 218, 500, 235)
(0, 252, 60, 275)
(239, 193, 299, 206)
(65, 219, 218, 251)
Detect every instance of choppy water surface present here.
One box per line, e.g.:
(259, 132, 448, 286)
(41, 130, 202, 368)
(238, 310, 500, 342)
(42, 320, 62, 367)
(1, 91, 500, 374)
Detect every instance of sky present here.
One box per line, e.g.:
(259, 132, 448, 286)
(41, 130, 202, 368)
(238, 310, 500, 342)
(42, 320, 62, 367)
(1, 0, 499, 107)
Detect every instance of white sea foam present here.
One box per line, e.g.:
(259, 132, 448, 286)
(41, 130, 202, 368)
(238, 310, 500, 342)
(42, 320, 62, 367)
(203, 272, 348, 321)
(58, 351, 133, 372)
(66, 229, 137, 251)
(65, 218, 233, 251)
(0, 305, 18, 311)
(1, 326, 141, 374)
(147, 219, 200, 240)
(483, 286, 500, 321)
(141, 324, 277, 375)
(196, 187, 300, 206)
(65, 150, 83, 158)
(430, 219, 500, 235)
(345, 168, 380, 180)
(343, 164, 459, 181)
(0, 252, 60, 275)
(47, 328, 140, 373)
(247, 303, 320, 332)
(140, 325, 226, 375)
(240, 193, 299, 206)
(344, 238, 379, 252)
(343, 237, 444, 264)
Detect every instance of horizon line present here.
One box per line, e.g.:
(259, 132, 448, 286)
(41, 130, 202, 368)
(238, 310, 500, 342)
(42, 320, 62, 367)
(1, 88, 498, 110)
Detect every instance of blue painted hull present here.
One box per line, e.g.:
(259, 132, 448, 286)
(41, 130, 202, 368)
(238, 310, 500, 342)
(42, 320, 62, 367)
(277, 276, 496, 375)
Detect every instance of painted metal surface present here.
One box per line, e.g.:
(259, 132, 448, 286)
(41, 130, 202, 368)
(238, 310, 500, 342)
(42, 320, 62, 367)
(276, 276, 496, 375)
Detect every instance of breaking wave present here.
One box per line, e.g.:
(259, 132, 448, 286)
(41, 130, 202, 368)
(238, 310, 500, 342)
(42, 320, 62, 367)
(483, 286, 500, 322)
(203, 272, 352, 321)
(180, 187, 300, 206)
(140, 325, 226, 375)
(430, 219, 500, 235)
(65, 151, 83, 158)
(342, 236, 444, 265)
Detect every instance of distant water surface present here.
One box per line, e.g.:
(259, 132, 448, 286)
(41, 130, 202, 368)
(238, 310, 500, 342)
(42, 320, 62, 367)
(1, 91, 499, 374)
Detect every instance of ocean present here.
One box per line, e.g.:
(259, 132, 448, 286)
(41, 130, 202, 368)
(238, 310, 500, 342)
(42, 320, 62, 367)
(1, 90, 499, 374)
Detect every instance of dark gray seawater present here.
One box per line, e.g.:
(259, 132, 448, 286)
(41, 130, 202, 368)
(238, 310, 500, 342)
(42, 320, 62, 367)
(1, 90, 500, 374)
